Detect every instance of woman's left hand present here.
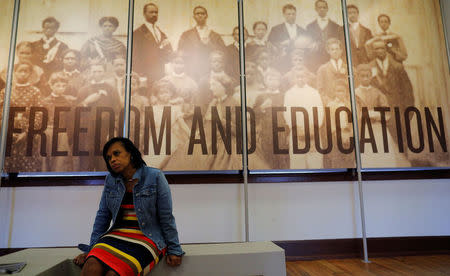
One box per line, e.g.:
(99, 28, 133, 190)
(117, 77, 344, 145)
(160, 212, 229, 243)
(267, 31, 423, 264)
(166, 254, 182, 266)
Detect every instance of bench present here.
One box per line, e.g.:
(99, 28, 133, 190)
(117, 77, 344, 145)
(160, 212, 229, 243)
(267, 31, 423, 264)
(0, 242, 286, 276)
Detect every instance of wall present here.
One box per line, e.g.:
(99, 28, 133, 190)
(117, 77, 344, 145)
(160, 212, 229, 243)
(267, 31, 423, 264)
(0, 0, 449, 250)
(0, 178, 449, 248)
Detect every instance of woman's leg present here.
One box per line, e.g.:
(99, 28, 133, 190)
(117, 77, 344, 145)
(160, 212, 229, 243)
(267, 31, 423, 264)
(81, 257, 104, 276)
(105, 270, 119, 276)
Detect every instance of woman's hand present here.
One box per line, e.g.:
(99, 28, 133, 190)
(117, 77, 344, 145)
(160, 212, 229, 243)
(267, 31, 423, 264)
(73, 253, 88, 267)
(166, 254, 182, 266)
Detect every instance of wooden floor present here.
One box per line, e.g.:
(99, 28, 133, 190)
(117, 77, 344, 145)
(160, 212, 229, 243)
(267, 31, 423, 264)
(286, 255, 450, 276)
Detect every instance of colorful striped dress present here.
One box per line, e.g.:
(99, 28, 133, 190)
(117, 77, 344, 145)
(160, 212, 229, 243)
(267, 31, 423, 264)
(87, 191, 166, 275)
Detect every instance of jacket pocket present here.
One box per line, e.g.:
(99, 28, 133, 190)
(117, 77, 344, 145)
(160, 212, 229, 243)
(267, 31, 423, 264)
(137, 187, 157, 211)
(137, 184, 157, 196)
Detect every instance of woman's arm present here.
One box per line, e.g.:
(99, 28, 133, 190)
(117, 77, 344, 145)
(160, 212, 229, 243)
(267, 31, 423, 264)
(156, 171, 184, 256)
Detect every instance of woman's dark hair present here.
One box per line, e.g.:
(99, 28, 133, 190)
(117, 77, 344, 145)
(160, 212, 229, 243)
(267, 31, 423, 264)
(377, 14, 391, 24)
(103, 137, 146, 176)
(193, 5, 207, 16)
(99, 16, 119, 28)
(61, 49, 81, 62)
(252, 21, 267, 31)
(42, 16, 60, 29)
(16, 41, 32, 52)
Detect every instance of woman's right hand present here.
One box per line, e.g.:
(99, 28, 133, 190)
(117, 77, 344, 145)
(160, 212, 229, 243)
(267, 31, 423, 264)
(73, 253, 88, 267)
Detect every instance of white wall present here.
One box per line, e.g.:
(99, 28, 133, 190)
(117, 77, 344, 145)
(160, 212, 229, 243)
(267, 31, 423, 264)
(0, 179, 449, 248)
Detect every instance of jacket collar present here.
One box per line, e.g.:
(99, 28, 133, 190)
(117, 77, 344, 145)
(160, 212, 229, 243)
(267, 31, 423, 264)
(132, 166, 144, 180)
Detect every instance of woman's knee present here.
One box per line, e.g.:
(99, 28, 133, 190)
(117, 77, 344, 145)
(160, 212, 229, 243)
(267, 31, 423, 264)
(82, 257, 104, 274)
(105, 269, 119, 276)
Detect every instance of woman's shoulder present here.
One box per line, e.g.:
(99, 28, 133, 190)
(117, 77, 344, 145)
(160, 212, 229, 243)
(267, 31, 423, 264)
(104, 173, 117, 185)
(140, 166, 163, 177)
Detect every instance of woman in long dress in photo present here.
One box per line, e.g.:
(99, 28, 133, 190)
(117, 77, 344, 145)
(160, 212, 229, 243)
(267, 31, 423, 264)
(80, 17, 126, 70)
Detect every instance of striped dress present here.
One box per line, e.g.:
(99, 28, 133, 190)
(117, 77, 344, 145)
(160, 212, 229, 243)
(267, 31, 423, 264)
(87, 191, 166, 275)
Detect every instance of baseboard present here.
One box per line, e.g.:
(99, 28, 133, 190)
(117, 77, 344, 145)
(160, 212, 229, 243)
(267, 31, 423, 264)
(274, 236, 450, 261)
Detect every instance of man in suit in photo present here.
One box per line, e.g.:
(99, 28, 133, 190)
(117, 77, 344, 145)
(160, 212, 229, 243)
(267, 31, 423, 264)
(133, 2, 173, 86)
(347, 4, 372, 67)
(267, 3, 308, 73)
(306, 0, 343, 72)
(316, 38, 348, 105)
(368, 38, 414, 110)
(368, 38, 415, 159)
(177, 6, 226, 83)
(31, 17, 68, 78)
(225, 26, 248, 82)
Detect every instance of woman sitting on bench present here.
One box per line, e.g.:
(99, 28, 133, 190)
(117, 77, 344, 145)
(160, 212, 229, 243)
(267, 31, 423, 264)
(74, 137, 184, 275)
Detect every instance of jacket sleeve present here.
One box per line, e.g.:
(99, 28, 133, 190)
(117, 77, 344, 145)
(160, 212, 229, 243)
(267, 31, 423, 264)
(156, 170, 184, 256)
(88, 178, 113, 250)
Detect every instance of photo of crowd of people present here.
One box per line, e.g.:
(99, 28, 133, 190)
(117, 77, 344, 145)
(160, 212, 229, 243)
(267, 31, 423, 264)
(0, 0, 448, 172)
(243, 0, 449, 169)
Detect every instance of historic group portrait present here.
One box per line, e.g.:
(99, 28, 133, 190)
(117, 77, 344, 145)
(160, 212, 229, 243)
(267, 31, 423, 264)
(0, 0, 448, 172)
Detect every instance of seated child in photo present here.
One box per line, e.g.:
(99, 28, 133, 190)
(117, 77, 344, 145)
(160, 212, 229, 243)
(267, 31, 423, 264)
(42, 72, 75, 171)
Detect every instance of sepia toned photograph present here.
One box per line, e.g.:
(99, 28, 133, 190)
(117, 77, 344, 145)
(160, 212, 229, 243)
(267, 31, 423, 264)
(0, 0, 14, 118)
(0, 0, 448, 173)
(0, 0, 130, 172)
(244, 0, 449, 170)
(129, 0, 242, 171)
(244, 0, 354, 170)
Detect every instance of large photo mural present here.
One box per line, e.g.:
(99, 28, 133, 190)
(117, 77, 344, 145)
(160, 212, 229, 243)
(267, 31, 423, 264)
(0, 0, 448, 172)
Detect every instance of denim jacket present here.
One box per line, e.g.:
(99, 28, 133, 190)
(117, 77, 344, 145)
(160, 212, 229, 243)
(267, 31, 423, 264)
(79, 166, 184, 256)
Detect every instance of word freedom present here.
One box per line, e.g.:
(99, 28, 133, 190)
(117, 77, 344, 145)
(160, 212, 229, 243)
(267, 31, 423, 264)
(5, 105, 447, 157)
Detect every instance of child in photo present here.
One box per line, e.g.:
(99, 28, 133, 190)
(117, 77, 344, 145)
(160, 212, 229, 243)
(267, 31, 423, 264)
(159, 52, 197, 104)
(1, 42, 44, 90)
(284, 68, 324, 169)
(42, 72, 76, 171)
(355, 63, 410, 167)
(1, 62, 43, 172)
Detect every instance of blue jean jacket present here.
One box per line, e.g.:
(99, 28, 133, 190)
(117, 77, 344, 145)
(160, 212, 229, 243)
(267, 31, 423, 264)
(78, 166, 184, 256)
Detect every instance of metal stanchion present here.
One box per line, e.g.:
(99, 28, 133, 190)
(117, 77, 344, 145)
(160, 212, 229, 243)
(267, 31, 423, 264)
(237, 0, 250, 243)
(340, 0, 370, 263)
(123, 0, 135, 138)
(0, 0, 21, 188)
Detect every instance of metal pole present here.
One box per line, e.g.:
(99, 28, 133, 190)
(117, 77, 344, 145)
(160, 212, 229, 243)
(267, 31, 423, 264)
(123, 0, 135, 138)
(439, 0, 450, 72)
(237, 0, 250, 243)
(340, 0, 369, 263)
(0, 0, 21, 188)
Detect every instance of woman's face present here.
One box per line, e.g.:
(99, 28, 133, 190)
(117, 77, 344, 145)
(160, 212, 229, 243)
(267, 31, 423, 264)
(15, 64, 32, 84)
(106, 142, 133, 175)
(63, 52, 77, 69)
(254, 24, 267, 40)
(17, 46, 32, 62)
(101, 21, 116, 37)
(50, 81, 68, 95)
(42, 22, 58, 38)
(378, 17, 390, 31)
